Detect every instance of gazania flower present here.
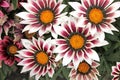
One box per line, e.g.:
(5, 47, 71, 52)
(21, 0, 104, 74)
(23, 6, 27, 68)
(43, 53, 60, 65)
(16, 0, 67, 38)
(53, 18, 108, 68)
(69, 0, 120, 35)
(68, 60, 100, 80)
(111, 62, 120, 80)
(0, 36, 22, 66)
(16, 37, 56, 80)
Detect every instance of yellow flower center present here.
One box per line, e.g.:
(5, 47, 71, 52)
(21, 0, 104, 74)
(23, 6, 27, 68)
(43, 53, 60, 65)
(8, 45, 18, 55)
(36, 51, 49, 65)
(24, 31, 35, 39)
(69, 34, 85, 50)
(89, 8, 104, 24)
(39, 10, 54, 24)
(78, 61, 90, 74)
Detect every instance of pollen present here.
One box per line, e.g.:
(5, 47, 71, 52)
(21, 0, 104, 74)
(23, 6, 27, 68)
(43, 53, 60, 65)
(78, 61, 90, 74)
(24, 31, 35, 39)
(69, 34, 85, 50)
(39, 10, 54, 24)
(89, 8, 104, 24)
(36, 51, 49, 65)
(8, 45, 18, 55)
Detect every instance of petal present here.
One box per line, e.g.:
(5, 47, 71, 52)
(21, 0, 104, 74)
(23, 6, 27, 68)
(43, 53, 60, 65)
(0, 1, 9, 7)
(21, 62, 36, 73)
(20, 3, 38, 14)
(106, 2, 120, 13)
(16, 12, 36, 20)
(17, 58, 34, 66)
(85, 49, 100, 61)
(17, 49, 34, 57)
(68, 2, 82, 12)
(21, 39, 34, 50)
(59, 4, 67, 13)
(48, 68, 54, 77)
(30, 65, 40, 77)
(62, 50, 74, 66)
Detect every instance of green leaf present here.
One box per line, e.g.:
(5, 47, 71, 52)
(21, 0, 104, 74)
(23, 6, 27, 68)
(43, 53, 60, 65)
(12, 0, 18, 10)
(106, 51, 120, 62)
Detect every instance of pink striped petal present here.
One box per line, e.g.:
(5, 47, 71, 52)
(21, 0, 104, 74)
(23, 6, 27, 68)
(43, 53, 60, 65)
(30, 65, 40, 77)
(18, 58, 34, 66)
(85, 49, 100, 61)
(62, 49, 74, 66)
(21, 62, 36, 73)
(17, 49, 34, 57)
(48, 68, 54, 77)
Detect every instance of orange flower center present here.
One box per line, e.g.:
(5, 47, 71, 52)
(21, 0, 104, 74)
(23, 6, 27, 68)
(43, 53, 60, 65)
(89, 8, 104, 24)
(8, 45, 18, 55)
(24, 31, 35, 39)
(39, 10, 54, 24)
(69, 34, 85, 50)
(36, 51, 49, 65)
(78, 61, 90, 74)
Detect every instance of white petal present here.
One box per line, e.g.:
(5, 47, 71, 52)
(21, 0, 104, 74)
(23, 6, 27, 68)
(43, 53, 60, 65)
(62, 50, 74, 66)
(21, 62, 36, 73)
(21, 39, 33, 50)
(68, 2, 81, 11)
(106, 2, 120, 13)
(55, 53, 64, 62)
(85, 49, 100, 61)
(96, 40, 109, 47)
(69, 11, 80, 18)
(59, 4, 67, 13)
(48, 68, 54, 77)
(22, 25, 32, 32)
(16, 12, 35, 20)
(30, 65, 39, 77)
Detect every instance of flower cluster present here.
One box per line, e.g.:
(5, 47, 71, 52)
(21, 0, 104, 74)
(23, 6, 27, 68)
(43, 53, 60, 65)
(0, 0, 120, 80)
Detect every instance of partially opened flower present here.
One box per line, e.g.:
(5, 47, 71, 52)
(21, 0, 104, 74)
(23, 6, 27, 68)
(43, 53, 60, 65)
(16, 37, 56, 80)
(0, 36, 22, 66)
(16, 0, 67, 38)
(68, 60, 100, 80)
(53, 18, 108, 68)
(69, 0, 120, 35)
(111, 62, 120, 80)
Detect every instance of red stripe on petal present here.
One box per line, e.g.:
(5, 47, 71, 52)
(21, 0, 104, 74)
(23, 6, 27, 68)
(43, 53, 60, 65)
(64, 24, 71, 34)
(38, 0, 45, 8)
(83, 0, 90, 8)
(61, 30, 69, 38)
(54, 3, 60, 11)
(78, 27, 83, 33)
(57, 39, 66, 44)
(107, 13, 115, 17)
(70, 22, 76, 32)
(31, 1, 40, 10)
(106, 7, 113, 13)
(102, 0, 109, 8)
(83, 28, 89, 35)
(79, 6, 86, 12)
(50, 0, 55, 9)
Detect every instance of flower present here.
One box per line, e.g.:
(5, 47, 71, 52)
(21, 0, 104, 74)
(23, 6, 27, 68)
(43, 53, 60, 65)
(53, 18, 108, 68)
(16, 37, 56, 80)
(16, 0, 67, 38)
(111, 62, 120, 80)
(0, 19, 15, 39)
(0, 0, 9, 8)
(68, 60, 100, 80)
(69, 0, 120, 35)
(0, 36, 22, 66)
